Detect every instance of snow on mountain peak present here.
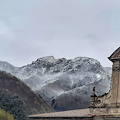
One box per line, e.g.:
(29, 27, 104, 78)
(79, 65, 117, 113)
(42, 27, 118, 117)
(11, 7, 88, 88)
(37, 56, 56, 63)
(0, 61, 16, 73)
(0, 56, 112, 105)
(73, 57, 100, 65)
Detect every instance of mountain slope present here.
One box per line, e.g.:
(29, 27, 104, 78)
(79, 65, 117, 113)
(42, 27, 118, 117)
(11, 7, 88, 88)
(0, 71, 52, 119)
(0, 61, 16, 73)
(0, 57, 112, 111)
(0, 108, 15, 120)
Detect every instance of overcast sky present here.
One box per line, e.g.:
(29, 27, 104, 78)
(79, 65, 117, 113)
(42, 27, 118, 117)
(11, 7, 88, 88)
(0, 0, 120, 67)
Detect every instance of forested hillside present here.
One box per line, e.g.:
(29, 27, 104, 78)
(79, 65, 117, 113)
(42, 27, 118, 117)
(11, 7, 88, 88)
(0, 71, 52, 120)
(0, 108, 14, 120)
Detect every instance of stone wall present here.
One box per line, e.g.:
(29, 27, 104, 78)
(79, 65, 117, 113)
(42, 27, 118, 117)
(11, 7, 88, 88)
(93, 116, 120, 120)
(30, 116, 120, 120)
(30, 117, 92, 120)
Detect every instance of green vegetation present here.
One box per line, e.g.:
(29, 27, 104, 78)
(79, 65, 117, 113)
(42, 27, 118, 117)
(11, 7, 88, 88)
(0, 71, 52, 120)
(0, 93, 26, 120)
(0, 108, 14, 120)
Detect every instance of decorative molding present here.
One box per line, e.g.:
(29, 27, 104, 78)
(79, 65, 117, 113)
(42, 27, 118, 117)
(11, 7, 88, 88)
(112, 66, 120, 72)
(95, 98, 104, 107)
(109, 47, 120, 61)
(114, 51, 120, 58)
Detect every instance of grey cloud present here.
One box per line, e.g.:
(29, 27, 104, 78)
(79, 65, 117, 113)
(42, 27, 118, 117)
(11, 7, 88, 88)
(0, 0, 120, 67)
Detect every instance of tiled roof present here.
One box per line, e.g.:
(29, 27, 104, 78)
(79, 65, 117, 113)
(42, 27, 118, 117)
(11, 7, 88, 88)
(29, 108, 93, 118)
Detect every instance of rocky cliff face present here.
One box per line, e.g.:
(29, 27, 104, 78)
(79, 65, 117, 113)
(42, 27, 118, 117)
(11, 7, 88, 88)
(0, 56, 112, 111)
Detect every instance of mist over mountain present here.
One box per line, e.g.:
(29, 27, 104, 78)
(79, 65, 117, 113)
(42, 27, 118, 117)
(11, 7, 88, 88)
(0, 56, 112, 111)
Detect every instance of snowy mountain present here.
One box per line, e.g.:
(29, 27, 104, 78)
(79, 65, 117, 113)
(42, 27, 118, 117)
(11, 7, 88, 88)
(0, 61, 16, 73)
(0, 56, 112, 110)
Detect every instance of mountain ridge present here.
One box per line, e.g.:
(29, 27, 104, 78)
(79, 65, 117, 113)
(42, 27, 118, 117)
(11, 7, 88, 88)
(0, 56, 112, 111)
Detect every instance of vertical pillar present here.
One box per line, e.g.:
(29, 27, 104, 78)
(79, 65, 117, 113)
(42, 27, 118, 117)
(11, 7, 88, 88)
(111, 60, 120, 106)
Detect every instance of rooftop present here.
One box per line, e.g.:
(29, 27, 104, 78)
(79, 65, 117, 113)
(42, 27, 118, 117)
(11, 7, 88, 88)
(29, 108, 93, 119)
